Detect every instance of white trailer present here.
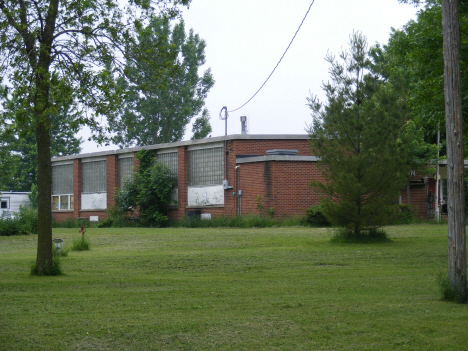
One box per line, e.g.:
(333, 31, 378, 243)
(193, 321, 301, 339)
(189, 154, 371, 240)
(0, 192, 31, 218)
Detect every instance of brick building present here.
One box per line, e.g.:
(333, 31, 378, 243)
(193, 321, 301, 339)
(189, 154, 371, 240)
(50, 134, 446, 223)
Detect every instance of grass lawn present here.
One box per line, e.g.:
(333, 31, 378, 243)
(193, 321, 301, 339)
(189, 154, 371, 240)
(0, 224, 467, 350)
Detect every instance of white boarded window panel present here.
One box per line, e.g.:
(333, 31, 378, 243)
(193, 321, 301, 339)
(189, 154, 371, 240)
(82, 161, 106, 193)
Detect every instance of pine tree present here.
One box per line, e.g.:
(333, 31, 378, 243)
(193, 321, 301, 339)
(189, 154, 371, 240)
(308, 32, 410, 238)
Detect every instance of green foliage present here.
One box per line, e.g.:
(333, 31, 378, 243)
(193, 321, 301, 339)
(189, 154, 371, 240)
(174, 214, 307, 228)
(16, 205, 38, 234)
(372, 2, 468, 153)
(30, 251, 62, 276)
(191, 109, 212, 140)
(0, 205, 38, 235)
(111, 17, 214, 146)
(330, 227, 391, 243)
(255, 195, 265, 214)
(28, 184, 38, 209)
(305, 205, 331, 227)
(308, 32, 411, 237)
(0, 86, 82, 192)
(437, 271, 468, 303)
(0, 0, 192, 272)
(72, 236, 91, 251)
(394, 204, 417, 224)
(0, 217, 20, 236)
(112, 150, 175, 227)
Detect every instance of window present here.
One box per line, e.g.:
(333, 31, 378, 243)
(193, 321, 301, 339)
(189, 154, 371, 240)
(82, 160, 106, 193)
(1, 199, 8, 209)
(156, 151, 178, 179)
(119, 157, 134, 190)
(188, 147, 224, 186)
(52, 195, 74, 210)
(52, 164, 74, 210)
(52, 164, 73, 195)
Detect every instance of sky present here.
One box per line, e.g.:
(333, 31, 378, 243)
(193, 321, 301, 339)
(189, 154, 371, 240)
(79, 0, 420, 154)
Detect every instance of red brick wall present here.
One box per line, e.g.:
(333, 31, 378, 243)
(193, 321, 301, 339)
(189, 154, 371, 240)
(400, 184, 428, 219)
(236, 160, 324, 217)
(52, 138, 431, 222)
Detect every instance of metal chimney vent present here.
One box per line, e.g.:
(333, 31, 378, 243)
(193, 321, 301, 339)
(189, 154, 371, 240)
(240, 116, 248, 134)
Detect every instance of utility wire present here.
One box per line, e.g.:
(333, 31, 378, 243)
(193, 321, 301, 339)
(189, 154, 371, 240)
(226, 0, 315, 114)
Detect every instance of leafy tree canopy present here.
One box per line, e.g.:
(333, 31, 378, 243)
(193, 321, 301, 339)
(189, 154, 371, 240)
(371, 1, 468, 152)
(110, 17, 214, 147)
(0, 0, 191, 274)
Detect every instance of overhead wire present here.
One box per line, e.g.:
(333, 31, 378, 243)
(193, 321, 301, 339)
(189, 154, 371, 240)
(225, 0, 315, 114)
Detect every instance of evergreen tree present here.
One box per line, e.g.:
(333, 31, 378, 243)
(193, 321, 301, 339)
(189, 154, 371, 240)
(308, 32, 411, 237)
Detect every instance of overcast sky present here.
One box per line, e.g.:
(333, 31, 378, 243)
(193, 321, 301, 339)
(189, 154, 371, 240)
(79, 0, 420, 154)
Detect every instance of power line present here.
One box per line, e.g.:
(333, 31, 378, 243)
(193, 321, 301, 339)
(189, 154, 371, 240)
(226, 0, 315, 114)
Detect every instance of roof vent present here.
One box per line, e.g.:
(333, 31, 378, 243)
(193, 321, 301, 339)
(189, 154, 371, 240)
(266, 149, 298, 156)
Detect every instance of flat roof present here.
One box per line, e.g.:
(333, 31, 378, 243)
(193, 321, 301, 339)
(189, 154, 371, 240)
(51, 134, 310, 162)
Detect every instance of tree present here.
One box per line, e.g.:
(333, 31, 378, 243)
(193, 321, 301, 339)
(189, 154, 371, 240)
(0, 83, 81, 192)
(398, 0, 467, 302)
(308, 32, 411, 238)
(114, 150, 175, 227)
(110, 17, 214, 147)
(441, 0, 466, 302)
(0, 0, 190, 274)
(375, 1, 468, 152)
(191, 109, 212, 140)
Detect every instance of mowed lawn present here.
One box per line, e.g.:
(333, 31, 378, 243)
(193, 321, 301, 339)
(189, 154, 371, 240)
(0, 225, 467, 350)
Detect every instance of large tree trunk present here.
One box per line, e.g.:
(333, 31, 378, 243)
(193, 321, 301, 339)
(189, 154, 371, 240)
(36, 119, 53, 273)
(442, 0, 467, 302)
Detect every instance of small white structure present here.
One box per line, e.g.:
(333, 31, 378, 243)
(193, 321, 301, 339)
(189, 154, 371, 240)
(0, 192, 31, 218)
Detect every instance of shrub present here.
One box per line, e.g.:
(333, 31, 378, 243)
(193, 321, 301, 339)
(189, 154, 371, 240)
(394, 204, 416, 224)
(110, 151, 174, 228)
(0, 217, 21, 236)
(16, 205, 38, 234)
(72, 236, 91, 251)
(305, 205, 331, 227)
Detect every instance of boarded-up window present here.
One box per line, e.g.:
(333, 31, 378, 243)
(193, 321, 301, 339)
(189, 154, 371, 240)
(188, 147, 223, 186)
(82, 160, 106, 193)
(119, 157, 134, 190)
(156, 152, 178, 178)
(52, 164, 73, 195)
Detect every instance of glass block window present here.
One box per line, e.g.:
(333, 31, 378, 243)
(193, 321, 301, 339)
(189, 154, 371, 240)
(82, 160, 106, 193)
(188, 147, 224, 186)
(156, 152, 178, 177)
(52, 164, 73, 195)
(119, 157, 134, 190)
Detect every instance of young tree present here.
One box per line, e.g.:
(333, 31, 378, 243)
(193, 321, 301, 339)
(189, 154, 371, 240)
(114, 150, 175, 227)
(110, 17, 214, 147)
(0, 0, 190, 274)
(308, 32, 411, 238)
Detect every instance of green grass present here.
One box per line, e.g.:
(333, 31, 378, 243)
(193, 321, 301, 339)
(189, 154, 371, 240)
(0, 224, 467, 350)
